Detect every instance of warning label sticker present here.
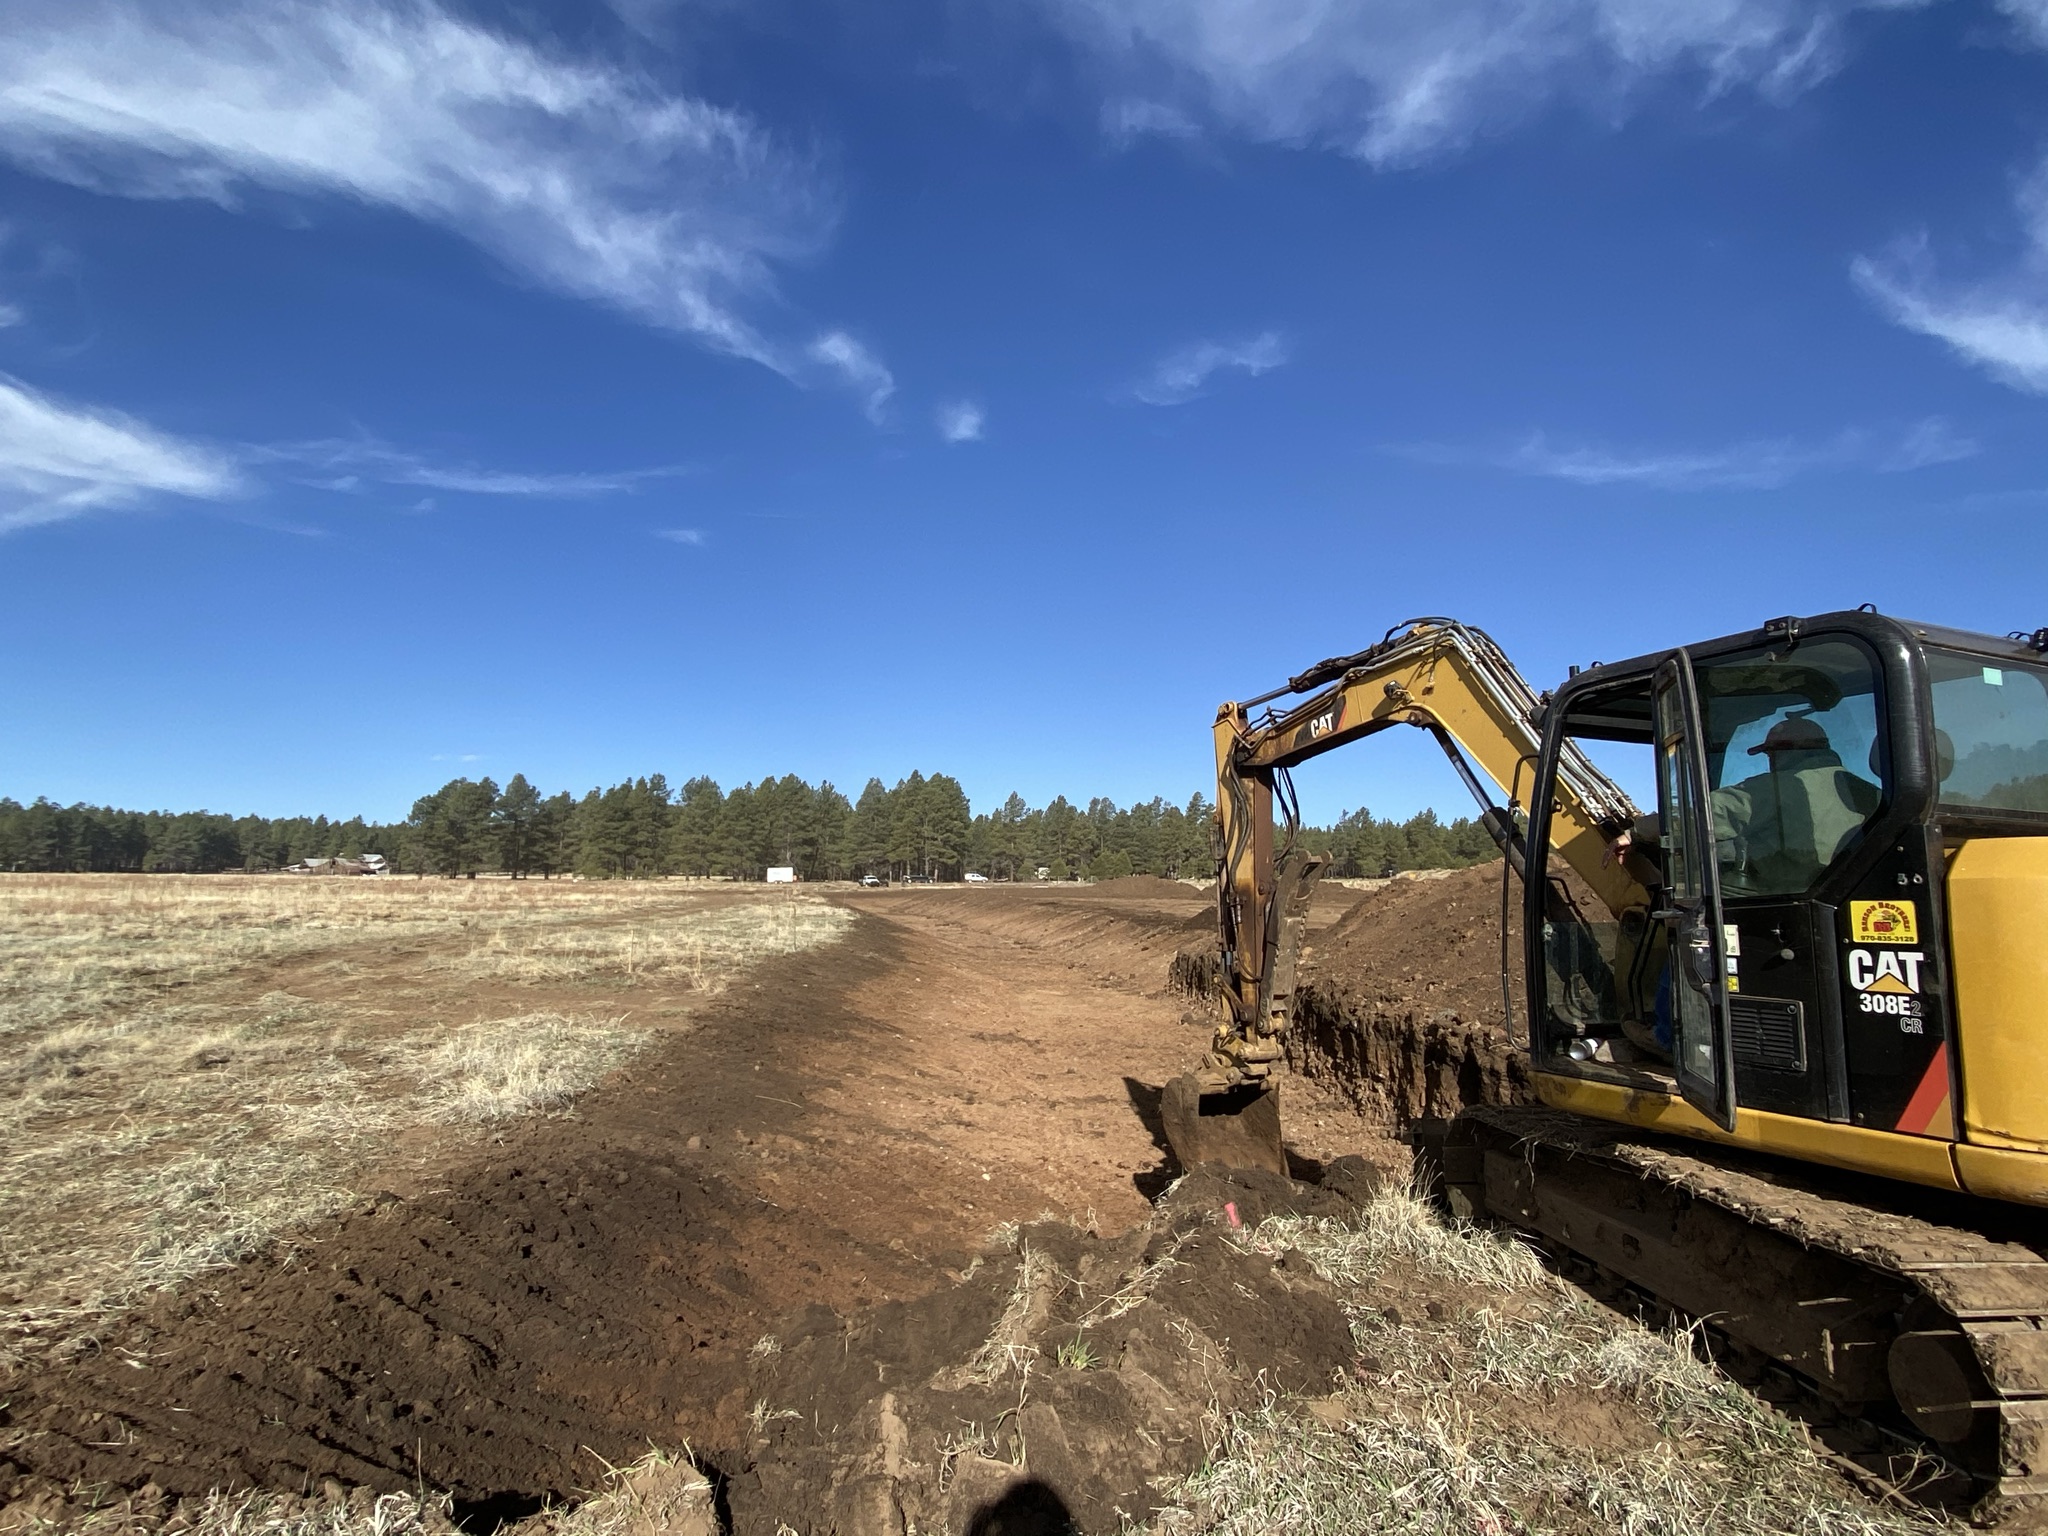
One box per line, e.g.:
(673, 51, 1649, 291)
(1850, 900, 1919, 945)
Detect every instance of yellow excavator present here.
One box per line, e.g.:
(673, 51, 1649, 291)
(1165, 613, 2048, 1509)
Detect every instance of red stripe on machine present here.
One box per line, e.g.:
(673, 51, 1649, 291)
(1895, 1042, 1952, 1137)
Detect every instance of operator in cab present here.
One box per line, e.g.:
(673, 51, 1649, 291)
(1715, 715, 1881, 894)
(1607, 714, 1881, 895)
(1604, 714, 1882, 1060)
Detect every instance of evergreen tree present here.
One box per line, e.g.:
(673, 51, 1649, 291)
(991, 791, 1028, 879)
(843, 778, 891, 877)
(493, 773, 543, 877)
(668, 776, 725, 875)
(410, 778, 499, 877)
(885, 771, 927, 878)
(719, 783, 768, 878)
(533, 791, 576, 878)
(923, 774, 973, 878)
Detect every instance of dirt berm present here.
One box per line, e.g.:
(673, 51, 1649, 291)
(728, 1164, 1380, 1536)
(1173, 864, 1533, 1134)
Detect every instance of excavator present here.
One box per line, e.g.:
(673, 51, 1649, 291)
(1164, 612, 2048, 1510)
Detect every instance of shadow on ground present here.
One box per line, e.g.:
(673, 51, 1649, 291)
(1121, 1075, 1178, 1198)
(965, 1478, 1079, 1535)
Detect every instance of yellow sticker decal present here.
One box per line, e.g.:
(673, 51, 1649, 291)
(1850, 899, 1918, 945)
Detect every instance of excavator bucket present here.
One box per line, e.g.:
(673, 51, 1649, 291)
(1160, 1075, 1287, 1177)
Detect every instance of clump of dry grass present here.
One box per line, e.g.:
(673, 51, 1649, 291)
(1, 1004, 648, 1360)
(419, 1013, 644, 1122)
(438, 899, 851, 987)
(0, 876, 853, 1361)
(1150, 1189, 1942, 1536)
(38, 1486, 455, 1536)
(34, 1448, 721, 1536)
(548, 1447, 718, 1536)
(964, 1243, 1054, 1385)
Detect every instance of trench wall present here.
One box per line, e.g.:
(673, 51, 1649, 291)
(1170, 947, 1532, 1134)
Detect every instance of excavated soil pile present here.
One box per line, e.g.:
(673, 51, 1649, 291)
(1291, 864, 1531, 1129)
(729, 1167, 1374, 1536)
(1173, 864, 1532, 1135)
(1, 1118, 925, 1521)
(1084, 877, 1202, 900)
(1303, 864, 1523, 1021)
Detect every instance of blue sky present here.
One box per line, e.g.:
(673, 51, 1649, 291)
(2, 0, 2047, 825)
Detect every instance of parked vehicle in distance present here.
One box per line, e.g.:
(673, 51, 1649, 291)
(859, 874, 885, 887)
(964, 872, 990, 884)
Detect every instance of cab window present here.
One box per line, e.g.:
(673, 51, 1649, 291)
(1696, 639, 1888, 898)
(1929, 650, 2048, 815)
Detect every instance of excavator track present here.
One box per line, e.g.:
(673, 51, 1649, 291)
(1430, 1106, 2048, 1520)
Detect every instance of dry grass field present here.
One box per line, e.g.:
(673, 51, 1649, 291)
(0, 875, 850, 1363)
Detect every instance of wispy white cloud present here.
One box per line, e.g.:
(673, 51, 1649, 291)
(0, 302, 22, 328)
(0, 375, 245, 533)
(1133, 331, 1287, 405)
(0, 0, 835, 371)
(1503, 432, 1842, 489)
(1103, 97, 1202, 145)
(0, 376, 695, 533)
(1854, 216, 2048, 397)
(1849, 10, 2048, 393)
(808, 330, 896, 423)
(1407, 418, 1977, 491)
(1041, 0, 1914, 167)
(2000, 0, 2048, 49)
(655, 527, 706, 544)
(262, 440, 686, 497)
(936, 400, 985, 442)
(1878, 415, 1979, 471)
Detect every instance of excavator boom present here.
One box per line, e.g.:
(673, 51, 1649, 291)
(1169, 619, 1645, 1175)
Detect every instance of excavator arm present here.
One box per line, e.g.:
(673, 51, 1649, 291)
(1163, 618, 1647, 1173)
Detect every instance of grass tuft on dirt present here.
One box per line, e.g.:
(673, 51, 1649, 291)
(420, 1013, 643, 1122)
(1153, 1190, 1938, 1536)
(19, 1448, 723, 1536)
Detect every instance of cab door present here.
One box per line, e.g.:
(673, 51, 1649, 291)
(1654, 653, 1739, 1130)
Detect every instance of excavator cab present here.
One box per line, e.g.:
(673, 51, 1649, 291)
(1524, 610, 2048, 1199)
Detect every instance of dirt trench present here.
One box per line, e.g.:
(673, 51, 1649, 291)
(1174, 866, 1532, 1138)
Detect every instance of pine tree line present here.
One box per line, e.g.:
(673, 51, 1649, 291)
(0, 774, 1500, 880)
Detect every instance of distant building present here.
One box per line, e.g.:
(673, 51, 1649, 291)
(283, 855, 388, 876)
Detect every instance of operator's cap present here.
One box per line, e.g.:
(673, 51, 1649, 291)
(1749, 717, 1830, 755)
